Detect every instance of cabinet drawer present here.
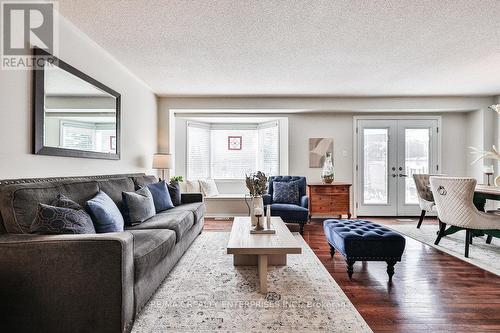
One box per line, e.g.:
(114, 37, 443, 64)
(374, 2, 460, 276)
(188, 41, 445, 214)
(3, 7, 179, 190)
(310, 186, 349, 194)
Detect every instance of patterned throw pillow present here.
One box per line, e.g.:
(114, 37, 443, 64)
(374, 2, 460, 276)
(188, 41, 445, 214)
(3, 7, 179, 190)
(122, 187, 156, 225)
(272, 181, 300, 205)
(30, 194, 96, 234)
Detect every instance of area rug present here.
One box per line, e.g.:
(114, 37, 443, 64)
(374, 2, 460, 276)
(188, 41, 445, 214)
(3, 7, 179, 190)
(132, 232, 372, 332)
(381, 223, 500, 276)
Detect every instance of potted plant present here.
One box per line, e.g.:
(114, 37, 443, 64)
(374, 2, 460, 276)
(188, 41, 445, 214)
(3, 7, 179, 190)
(245, 171, 268, 227)
(169, 175, 184, 185)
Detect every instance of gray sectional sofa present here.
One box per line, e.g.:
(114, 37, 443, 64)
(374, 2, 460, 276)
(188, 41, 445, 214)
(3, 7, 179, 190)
(0, 173, 205, 333)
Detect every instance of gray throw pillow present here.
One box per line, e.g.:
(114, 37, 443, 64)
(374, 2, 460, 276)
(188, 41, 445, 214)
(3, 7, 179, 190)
(168, 182, 182, 206)
(273, 181, 300, 205)
(122, 187, 156, 225)
(30, 194, 96, 234)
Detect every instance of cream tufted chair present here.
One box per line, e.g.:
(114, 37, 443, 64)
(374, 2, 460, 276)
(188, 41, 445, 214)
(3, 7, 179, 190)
(413, 174, 437, 228)
(430, 176, 500, 257)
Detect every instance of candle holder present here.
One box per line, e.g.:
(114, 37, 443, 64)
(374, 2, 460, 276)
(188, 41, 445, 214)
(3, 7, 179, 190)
(486, 172, 494, 186)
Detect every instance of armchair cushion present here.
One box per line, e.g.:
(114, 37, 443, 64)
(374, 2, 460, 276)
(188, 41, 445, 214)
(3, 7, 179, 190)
(263, 194, 272, 206)
(301, 195, 309, 209)
(272, 181, 300, 205)
(271, 203, 308, 222)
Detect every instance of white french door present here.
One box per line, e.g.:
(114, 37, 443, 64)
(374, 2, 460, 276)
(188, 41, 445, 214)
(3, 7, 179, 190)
(356, 118, 439, 216)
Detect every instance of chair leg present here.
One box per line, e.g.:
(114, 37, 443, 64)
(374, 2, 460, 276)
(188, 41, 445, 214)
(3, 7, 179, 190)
(465, 229, 471, 258)
(486, 235, 493, 244)
(329, 244, 335, 258)
(299, 222, 304, 235)
(434, 220, 446, 245)
(417, 210, 426, 228)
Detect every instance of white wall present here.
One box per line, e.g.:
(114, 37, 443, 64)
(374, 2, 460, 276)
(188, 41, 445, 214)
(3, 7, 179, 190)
(159, 96, 493, 183)
(0, 15, 158, 179)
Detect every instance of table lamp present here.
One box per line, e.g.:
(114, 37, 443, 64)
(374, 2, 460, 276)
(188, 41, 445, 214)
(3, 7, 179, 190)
(152, 153, 172, 181)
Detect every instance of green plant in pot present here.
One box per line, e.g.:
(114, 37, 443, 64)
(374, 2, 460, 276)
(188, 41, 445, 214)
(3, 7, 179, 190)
(169, 176, 184, 185)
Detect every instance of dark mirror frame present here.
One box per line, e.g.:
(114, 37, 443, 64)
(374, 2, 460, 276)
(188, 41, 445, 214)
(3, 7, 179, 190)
(33, 47, 121, 160)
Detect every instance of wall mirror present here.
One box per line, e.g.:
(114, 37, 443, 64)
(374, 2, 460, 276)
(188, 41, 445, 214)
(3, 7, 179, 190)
(33, 48, 121, 159)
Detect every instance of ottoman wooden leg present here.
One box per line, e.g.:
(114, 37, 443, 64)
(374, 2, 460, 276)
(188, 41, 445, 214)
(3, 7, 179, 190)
(346, 259, 355, 279)
(386, 259, 397, 280)
(329, 245, 335, 258)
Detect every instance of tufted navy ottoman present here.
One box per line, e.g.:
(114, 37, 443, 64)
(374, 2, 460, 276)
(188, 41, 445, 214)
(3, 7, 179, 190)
(323, 219, 406, 280)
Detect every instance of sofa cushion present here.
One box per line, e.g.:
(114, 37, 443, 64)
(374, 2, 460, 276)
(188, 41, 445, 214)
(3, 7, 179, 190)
(0, 180, 99, 234)
(86, 191, 124, 233)
(126, 210, 194, 241)
(271, 203, 308, 222)
(129, 229, 176, 281)
(185, 179, 201, 193)
(167, 202, 205, 223)
(199, 179, 219, 197)
(122, 187, 156, 225)
(168, 182, 182, 206)
(30, 194, 96, 234)
(133, 175, 158, 189)
(98, 178, 135, 211)
(147, 181, 174, 213)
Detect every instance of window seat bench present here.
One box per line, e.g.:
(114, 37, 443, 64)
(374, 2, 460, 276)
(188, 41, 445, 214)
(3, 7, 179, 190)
(203, 194, 250, 217)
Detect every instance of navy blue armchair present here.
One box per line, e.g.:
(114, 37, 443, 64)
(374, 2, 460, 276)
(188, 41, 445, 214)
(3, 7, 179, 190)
(263, 176, 309, 234)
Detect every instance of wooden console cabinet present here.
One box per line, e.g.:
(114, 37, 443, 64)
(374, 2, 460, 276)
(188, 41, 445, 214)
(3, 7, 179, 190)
(307, 182, 352, 219)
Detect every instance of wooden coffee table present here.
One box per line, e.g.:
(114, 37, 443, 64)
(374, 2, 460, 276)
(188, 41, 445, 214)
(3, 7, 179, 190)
(226, 216, 302, 293)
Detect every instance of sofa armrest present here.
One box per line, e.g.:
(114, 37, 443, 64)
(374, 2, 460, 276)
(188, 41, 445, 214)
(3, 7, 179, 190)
(0, 232, 134, 333)
(181, 192, 203, 204)
(301, 195, 309, 209)
(263, 194, 272, 206)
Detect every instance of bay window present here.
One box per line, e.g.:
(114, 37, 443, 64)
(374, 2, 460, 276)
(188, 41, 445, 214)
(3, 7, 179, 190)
(187, 121, 280, 179)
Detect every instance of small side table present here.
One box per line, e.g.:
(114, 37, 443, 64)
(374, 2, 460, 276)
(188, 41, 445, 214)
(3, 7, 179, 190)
(307, 182, 352, 219)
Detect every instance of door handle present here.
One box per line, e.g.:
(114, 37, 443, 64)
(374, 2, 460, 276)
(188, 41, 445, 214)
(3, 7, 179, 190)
(398, 174, 408, 177)
(391, 174, 397, 178)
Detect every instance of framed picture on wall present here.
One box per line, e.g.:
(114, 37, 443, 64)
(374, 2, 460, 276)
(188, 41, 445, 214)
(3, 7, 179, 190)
(309, 138, 334, 168)
(228, 136, 242, 150)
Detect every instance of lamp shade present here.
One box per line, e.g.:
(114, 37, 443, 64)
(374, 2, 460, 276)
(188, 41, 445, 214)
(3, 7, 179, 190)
(152, 153, 172, 169)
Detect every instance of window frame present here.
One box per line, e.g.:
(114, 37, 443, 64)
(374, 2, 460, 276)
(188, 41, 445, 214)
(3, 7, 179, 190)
(186, 121, 280, 180)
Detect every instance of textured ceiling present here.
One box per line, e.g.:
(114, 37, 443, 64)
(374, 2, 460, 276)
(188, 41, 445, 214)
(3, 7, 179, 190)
(59, 0, 500, 96)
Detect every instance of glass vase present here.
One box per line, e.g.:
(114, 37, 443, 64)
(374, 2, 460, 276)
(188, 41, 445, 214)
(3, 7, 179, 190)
(321, 152, 334, 184)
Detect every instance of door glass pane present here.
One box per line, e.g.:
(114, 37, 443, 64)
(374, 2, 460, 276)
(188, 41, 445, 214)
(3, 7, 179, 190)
(363, 129, 388, 204)
(405, 128, 430, 204)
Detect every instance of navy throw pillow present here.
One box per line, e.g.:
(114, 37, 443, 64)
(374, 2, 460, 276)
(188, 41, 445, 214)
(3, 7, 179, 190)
(272, 181, 300, 205)
(86, 191, 124, 233)
(122, 187, 156, 225)
(167, 182, 182, 206)
(30, 194, 96, 235)
(147, 181, 175, 212)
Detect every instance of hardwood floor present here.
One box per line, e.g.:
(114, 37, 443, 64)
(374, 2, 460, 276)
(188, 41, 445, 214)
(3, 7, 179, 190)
(204, 217, 500, 332)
